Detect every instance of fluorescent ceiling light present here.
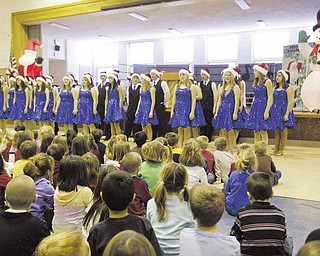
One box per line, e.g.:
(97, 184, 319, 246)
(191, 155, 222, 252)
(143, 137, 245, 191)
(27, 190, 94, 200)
(168, 28, 183, 35)
(98, 35, 114, 40)
(257, 20, 267, 28)
(48, 22, 71, 30)
(234, 0, 250, 10)
(128, 12, 148, 21)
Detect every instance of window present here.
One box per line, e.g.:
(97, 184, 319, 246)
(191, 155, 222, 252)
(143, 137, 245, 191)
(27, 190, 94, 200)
(207, 35, 238, 61)
(253, 31, 289, 60)
(129, 42, 154, 64)
(165, 38, 194, 63)
(94, 43, 118, 66)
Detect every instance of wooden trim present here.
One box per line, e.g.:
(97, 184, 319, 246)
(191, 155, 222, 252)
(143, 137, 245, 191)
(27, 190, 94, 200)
(294, 112, 320, 119)
(11, 0, 150, 59)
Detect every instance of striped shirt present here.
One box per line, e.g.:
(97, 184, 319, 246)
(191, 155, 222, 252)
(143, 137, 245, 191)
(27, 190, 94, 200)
(230, 202, 287, 256)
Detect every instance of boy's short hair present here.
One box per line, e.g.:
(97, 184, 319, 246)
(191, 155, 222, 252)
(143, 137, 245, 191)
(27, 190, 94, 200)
(5, 175, 35, 209)
(195, 136, 209, 150)
(47, 143, 65, 161)
(165, 132, 179, 147)
(101, 171, 134, 211)
(14, 125, 26, 132)
(133, 131, 147, 147)
(254, 141, 267, 155)
(246, 172, 273, 201)
(91, 129, 103, 143)
(20, 140, 37, 159)
(121, 152, 142, 174)
(214, 137, 228, 151)
(190, 184, 225, 227)
(237, 143, 251, 156)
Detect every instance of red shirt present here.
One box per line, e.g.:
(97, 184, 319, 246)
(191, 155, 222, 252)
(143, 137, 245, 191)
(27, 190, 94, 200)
(201, 149, 215, 175)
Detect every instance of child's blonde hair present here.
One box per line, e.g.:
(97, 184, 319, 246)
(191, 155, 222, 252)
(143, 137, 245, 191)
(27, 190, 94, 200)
(24, 153, 54, 182)
(121, 152, 142, 174)
(165, 132, 179, 148)
(179, 140, 205, 167)
(52, 135, 69, 156)
(254, 141, 267, 156)
(154, 162, 189, 221)
(111, 141, 130, 162)
(195, 136, 209, 150)
(236, 149, 256, 174)
(39, 125, 54, 139)
(82, 152, 100, 184)
(117, 134, 127, 142)
(155, 137, 172, 163)
(214, 137, 228, 151)
(237, 143, 251, 156)
(142, 141, 166, 163)
(106, 135, 120, 160)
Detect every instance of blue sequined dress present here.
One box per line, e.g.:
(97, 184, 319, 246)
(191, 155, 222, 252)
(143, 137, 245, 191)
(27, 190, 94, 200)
(212, 89, 243, 130)
(75, 90, 101, 125)
(245, 84, 275, 131)
(4, 89, 14, 119)
(0, 91, 6, 119)
(104, 88, 127, 123)
(47, 91, 54, 122)
(193, 100, 207, 127)
(270, 87, 296, 131)
(169, 87, 193, 128)
(134, 90, 158, 126)
(9, 90, 28, 121)
(33, 91, 47, 122)
(55, 89, 74, 125)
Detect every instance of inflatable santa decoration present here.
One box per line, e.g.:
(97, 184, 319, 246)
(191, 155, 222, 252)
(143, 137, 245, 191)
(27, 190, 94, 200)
(298, 9, 320, 110)
(18, 39, 44, 77)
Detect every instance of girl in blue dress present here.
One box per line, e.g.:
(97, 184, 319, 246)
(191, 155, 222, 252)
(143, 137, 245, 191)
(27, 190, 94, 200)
(45, 75, 55, 126)
(169, 68, 196, 147)
(9, 75, 31, 127)
(33, 76, 50, 126)
(74, 74, 100, 134)
(54, 75, 77, 134)
(212, 68, 241, 152)
(245, 64, 274, 145)
(5, 77, 16, 121)
(0, 76, 9, 131)
(270, 70, 296, 156)
(104, 73, 126, 136)
(134, 73, 158, 142)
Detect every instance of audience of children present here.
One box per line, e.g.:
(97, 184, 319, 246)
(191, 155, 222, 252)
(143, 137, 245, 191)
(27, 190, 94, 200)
(121, 152, 152, 216)
(254, 141, 282, 185)
(179, 184, 241, 256)
(146, 162, 194, 256)
(230, 172, 293, 256)
(87, 171, 162, 256)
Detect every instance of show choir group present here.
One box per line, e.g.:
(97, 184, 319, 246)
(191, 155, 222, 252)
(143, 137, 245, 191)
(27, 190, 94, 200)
(1, 63, 295, 155)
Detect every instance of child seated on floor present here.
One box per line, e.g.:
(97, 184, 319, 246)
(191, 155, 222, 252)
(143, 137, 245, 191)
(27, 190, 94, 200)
(165, 132, 182, 163)
(87, 171, 162, 256)
(213, 137, 236, 184)
(179, 184, 240, 256)
(121, 152, 152, 216)
(0, 154, 11, 210)
(254, 141, 282, 185)
(196, 136, 215, 179)
(224, 149, 256, 216)
(47, 143, 65, 188)
(13, 140, 37, 178)
(91, 129, 106, 165)
(230, 172, 293, 256)
(131, 131, 148, 161)
(0, 176, 50, 255)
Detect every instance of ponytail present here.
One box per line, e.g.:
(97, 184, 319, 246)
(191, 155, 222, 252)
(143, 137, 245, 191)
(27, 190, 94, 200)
(236, 149, 256, 174)
(154, 182, 168, 222)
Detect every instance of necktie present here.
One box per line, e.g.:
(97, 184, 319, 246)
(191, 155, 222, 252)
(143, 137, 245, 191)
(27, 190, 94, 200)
(153, 81, 156, 87)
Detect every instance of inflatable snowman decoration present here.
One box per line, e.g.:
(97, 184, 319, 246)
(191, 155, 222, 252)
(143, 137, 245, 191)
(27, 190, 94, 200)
(298, 9, 320, 111)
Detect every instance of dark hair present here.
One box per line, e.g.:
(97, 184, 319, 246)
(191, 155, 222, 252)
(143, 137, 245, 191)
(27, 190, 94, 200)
(0, 155, 4, 175)
(246, 172, 273, 201)
(133, 131, 147, 147)
(47, 143, 65, 161)
(14, 125, 26, 132)
(20, 141, 37, 159)
(40, 132, 55, 153)
(66, 129, 77, 147)
(71, 136, 90, 156)
(17, 130, 34, 149)
(91, 129, 103, 143)
(165, 132, 179, 147)
(101, 171, 134, 211)
(15, 78, 26, 90)
(57, 156, 89, 192)
(83, 165, 119, 229)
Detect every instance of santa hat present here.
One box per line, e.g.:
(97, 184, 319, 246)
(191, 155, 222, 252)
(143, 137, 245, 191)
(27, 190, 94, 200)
(179, 68, 191, 76)
(130, 73, 140, 79)
(313, 9, 320, 32)
(150, 68, 163, 77)
(200, 68, 210, 77)
(221, 68, 238, 78)
(45, 75, 54, 83)
(277, 70, 289, 82)
(25, 39, 42, 54)
(108, 72, 118, 81)
(83, 73, 93, 84)
(36, 76, 47, 84)
(16, 75, 26, 83)
(189, 75, 197, 82)
(9, 77, 16, 83)
(140, 73, 151, 82)
(0, 75, 5, 83)
(253, 63, 268, 76)
(233, 67, 241, 78)
(63, 75, 73, 83)
(100, 71, 107, 77)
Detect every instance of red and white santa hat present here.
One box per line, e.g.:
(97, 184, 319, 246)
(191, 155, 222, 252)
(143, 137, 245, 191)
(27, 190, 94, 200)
(68, 74, 76, 83)
(150, 68, 163, 77)
(277, 70, 290, 82)
(108, 72, 118, 81)
(9, 77, 16, 83)
(36, 76, 47, 84)
(179, 68, 191, 76)
(253, 63, 269, 76)
(233, 67, 241, 78)
(16, 75, 26, 83)
(45, 75, 54, 83)
(83, 73, 93, 84)
(130, 73, 140, 79)
(200, 68, 211, 78)
(100, 71, 107, 77)
(25, 39, 43, 54)
(63, 75, 73, 83)
(140, 73, 151, 82)
(221, 68, 238, 78)
(0, 75, 6, 83)
(189, 75, 197, 82)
